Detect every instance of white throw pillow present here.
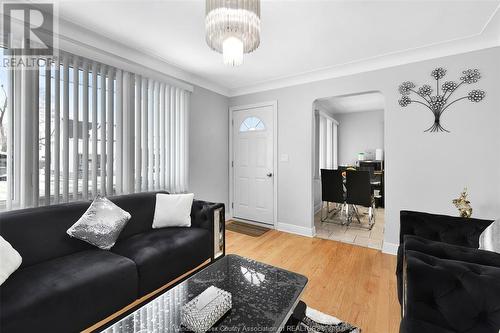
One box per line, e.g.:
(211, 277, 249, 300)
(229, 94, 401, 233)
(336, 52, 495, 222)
(152, 193, 194, 228)
(479, 218, 500, 253)
(0, 235, 22, 285)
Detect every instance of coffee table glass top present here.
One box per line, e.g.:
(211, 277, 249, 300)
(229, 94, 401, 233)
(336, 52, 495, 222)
(101, 254, 308, 332)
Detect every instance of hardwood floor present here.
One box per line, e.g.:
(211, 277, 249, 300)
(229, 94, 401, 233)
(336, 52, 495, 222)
(226, 229, 400, 333)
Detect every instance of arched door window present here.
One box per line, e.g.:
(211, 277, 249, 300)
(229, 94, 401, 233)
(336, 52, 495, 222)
(239, 116, 265, 132)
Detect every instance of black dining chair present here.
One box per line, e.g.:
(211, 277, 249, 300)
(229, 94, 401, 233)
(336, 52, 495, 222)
(359, 166, 379, 185)
(320, 169, 346, 224)
(345, 170, 375, 229)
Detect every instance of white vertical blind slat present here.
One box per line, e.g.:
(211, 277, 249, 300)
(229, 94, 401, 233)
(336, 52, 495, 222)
(115, 70, 123, 194)
(159, 83, 165, 190)
(185, 92, 190, 191)
(72, 56, 79, 200)
(44, 61, 51, 204)
(100, 65, 107, 196)
(175, 88, 181, 193)
(168, 87, 175, 192)
(91, 62, 98, 197)
(134, 75, 142, 192)
(82, 61, 89, 199)
(20, 67, 31, 208)
(13, 67, 21, 207)
(178, 89, 184, 192)
(147, 79, 154, 190)
(106, 68, 114, 195)
(6, 64, 13, 209)
(32, 66, 39, 207)
(154, 81, 160, 190)
(141, 78, 148, 191)
(54, 62, 60, 203)
(122, 72, 135, 193)
(62, 55, 70, 202)
(164, 85, 170, 191)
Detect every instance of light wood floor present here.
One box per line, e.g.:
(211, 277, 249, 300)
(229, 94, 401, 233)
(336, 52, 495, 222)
(226, 229, 400, 333)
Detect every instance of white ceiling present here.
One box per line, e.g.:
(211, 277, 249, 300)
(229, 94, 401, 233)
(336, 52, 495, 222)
(55, 0, 500, 96)
(316, 91, 385, 114)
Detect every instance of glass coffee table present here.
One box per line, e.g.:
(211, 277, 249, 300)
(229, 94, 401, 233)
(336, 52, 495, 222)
(100, 254, 307, 332)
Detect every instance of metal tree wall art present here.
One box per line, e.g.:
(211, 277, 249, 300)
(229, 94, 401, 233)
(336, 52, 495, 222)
(398, 67, 486, 132)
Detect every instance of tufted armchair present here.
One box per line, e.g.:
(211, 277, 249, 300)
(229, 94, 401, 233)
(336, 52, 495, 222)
(397, 211, 500, 333)
(401, 250, 500, 333)
(397, 210, 493, 302)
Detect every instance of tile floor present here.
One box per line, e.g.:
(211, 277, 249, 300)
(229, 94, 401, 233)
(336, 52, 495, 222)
(314, 205, 385, 250)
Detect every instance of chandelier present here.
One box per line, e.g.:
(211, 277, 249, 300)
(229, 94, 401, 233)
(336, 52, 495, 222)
(205, 0, 261, 66)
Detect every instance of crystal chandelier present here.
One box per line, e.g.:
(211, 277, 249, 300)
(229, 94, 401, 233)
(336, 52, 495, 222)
(205, 0, 261, 66)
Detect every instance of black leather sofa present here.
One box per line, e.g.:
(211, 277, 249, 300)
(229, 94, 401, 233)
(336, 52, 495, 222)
(0, 191, 225, 333)
(397, 210, 500, 333)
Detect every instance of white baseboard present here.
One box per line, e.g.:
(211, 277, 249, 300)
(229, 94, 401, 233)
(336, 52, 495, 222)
(276, 222, 314, 237)
(314, 202, 323, 214)
(382, 241, 398, 255)
(225, 213, 231, 221)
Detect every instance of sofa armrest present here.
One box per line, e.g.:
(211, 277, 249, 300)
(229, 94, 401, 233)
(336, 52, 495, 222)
(400, 210, 492, 248)
(397, 235, 500, 304)
(191, 200, 225, 260)
(402, 251, 500, 333)
(190, 200, 225, 231)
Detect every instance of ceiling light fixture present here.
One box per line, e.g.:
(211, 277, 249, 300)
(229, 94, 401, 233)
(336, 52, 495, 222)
(205, 0, 261, 67)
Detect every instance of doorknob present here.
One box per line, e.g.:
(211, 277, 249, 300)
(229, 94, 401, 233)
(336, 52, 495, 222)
(266, 173, 273, 177)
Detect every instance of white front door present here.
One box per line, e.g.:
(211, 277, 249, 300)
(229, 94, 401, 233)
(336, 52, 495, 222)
(232, 105, 274, 225)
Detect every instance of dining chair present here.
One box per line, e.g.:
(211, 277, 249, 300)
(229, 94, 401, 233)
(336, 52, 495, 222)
(320, 169, 346, 224)
(345, 170, 376, 229)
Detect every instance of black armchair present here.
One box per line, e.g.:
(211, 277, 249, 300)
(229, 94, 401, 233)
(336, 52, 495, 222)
(396, 210, 493, 302)
(401, 250, 500, 333)
(397, 211, 500, 333)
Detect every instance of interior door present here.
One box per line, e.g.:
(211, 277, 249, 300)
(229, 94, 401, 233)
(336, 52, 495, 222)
(233, 105, 274, 225)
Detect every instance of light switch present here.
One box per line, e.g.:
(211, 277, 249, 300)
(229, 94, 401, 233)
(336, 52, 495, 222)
(280, 154, 289, 162)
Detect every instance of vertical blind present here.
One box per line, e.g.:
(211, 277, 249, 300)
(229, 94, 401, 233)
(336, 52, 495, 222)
(6, 51, 190, 210)
(316, 110, 338, 177)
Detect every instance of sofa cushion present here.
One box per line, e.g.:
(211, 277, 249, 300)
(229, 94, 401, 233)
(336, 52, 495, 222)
(0, 201, 95, 268)
(0, 250, 138, 333)
(112, 227, 211, 296)
(111, 191, 168, 240)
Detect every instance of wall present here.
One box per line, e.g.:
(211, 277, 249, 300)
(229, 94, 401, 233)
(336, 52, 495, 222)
(335, 110, 384, 166)
(189, 86, 229, 209)
(229, 47, 500, 251)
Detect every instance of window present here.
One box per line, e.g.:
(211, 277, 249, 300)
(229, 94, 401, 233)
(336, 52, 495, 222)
(2, 51, 190, 211)
(315, 110, 338, 177)
(239, 116, 265, 132)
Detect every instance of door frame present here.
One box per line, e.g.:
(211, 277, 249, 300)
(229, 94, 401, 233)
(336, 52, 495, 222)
(229, 100, 278, 228)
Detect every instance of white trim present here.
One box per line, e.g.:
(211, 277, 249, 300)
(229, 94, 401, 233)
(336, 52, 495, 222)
(231, 217, 274, 230)
(229, 101, 278, 229)
(382, 241, 398, 256)
(276, 222, 314, 238)
(315, 109, 339, 125)
(314, 202, 323, 214)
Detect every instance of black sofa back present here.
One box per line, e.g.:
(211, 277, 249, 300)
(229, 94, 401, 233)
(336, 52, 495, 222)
(0, 191, 167, 269)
